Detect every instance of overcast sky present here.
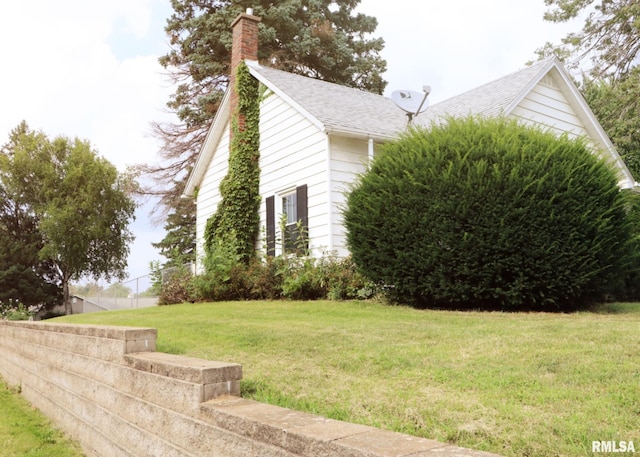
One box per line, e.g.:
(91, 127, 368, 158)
(0, 0, 578, 283)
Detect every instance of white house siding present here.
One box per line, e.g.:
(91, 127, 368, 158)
(328, 135, 376, 256)
(510, 77, 589, 140)
(194, 120, 230, 270)
(509, 76, 626, 176)
(257, 89, 331, 255)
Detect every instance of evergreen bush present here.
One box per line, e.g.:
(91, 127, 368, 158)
(344, 117, 638, 311)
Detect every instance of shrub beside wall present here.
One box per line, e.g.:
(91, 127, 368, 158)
(159, 254, 374, 305)
(344, 117, 639, 311)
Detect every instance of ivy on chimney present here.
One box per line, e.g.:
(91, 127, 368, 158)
(204, 61, 261, 264)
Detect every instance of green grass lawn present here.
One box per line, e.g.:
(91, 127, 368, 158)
(55, 300, 640, 457)
(0, 380, 84, 457)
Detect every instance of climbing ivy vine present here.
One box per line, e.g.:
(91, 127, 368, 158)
(204, 62, 260, 264)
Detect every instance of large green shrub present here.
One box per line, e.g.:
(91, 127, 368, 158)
(344, 117, 638, 311)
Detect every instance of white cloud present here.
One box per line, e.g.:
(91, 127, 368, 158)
(0, 0, 173, 168)
(0, 0, 173, 280)
(358, 0, 579, 102)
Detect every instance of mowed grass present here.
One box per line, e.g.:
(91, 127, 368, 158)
(0, 379, 84, 456)
(56, 300, 640, 456)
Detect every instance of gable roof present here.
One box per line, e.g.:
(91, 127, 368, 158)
(246, 61, 406, 139)
(183, 57, 636, 197)
(416, 59, 552, 123)
(245, 58, 555, 136)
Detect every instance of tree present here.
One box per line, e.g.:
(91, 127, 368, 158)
(70, 282, 104, 297)
(0, 185, 61, 308)
(104, 282, 132, 299)
(581, 68, 640, 177)
(142, 0, 387, 256)
(151, 177, 196, 267)
(0, 123, 137, 314)
(539, 0, 640, 78)
(344, 117, 638, 311)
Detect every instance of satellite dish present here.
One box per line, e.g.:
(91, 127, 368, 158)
(391, 86, 431, 123)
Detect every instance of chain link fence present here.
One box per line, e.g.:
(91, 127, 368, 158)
(79, 263, 194, 313)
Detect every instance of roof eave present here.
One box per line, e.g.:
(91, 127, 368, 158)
(182, 89, 231, 198)
(503, 58, 637, 188)
(324, 126, 398, 142)
(549, 60, 637, 187)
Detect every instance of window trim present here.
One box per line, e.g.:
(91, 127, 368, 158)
(266, 184, 308, 256)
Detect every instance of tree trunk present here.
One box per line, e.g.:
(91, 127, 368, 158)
(62, 273, 72, 315)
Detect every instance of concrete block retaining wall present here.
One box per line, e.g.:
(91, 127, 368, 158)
(0, 320, 499, 457)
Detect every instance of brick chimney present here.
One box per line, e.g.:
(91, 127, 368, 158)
(230, 8, 261, 135)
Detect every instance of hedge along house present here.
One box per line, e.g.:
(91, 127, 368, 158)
(183, 9, 636, 269)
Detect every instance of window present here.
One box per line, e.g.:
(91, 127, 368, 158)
(282, 192, 297, 227)
(266, 184, 308, 256)
(281, 191, 299, 253)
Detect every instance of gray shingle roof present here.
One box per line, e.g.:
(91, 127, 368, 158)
(416, 59, 552, 127)
(247, 58, 554, 139)
(185, 57, 636, 197)
(247, 62, 407, 139)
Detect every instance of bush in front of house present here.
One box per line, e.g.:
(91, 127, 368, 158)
(0, 300, 34, 320)
(279, 254, 372, 300)
(344, 116, 639, 311)
(158, 268, 197, 305)
(157, 250, 376, 304)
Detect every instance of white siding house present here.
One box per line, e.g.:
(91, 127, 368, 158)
(257, 85, 328, 255)
(183, 13, 636, 270)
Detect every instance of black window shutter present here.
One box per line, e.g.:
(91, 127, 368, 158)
(266, 195, 275, 256)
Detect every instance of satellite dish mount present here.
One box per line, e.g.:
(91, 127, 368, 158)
(391, 86, 431, 124)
